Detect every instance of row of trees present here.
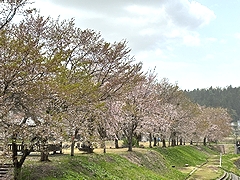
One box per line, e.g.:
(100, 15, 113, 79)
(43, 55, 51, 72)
(185, 86, 240, 121)
(0, 1, 232, 179)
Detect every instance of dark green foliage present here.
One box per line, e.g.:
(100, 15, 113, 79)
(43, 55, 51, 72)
(184, 86, 240, 121)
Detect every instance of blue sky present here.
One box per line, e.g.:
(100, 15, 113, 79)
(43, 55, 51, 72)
(31, 0, 240, 90)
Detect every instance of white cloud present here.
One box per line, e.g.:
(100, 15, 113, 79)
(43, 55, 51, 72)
(164, 0, 216, 30)
(135, 48, 192, 75)
(36, 0, 216, 52)
(31, 0, 224, 90)
(125, 5, 162, 16)
(189, 1, 216, 27)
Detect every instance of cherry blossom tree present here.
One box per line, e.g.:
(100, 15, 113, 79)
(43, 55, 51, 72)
(0, 0, 31, 30)
(33, 13, 144, 155)
(0, 13, 102, 178)
(167, 90, 200, 146)
(194, 106, 232, 145)
(151, 80, 180, 147)
(67, 36, 144, 154)
(107, 72, 156, 151)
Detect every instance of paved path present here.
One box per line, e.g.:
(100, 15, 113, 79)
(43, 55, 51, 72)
(186, 155, 223, 180)
(186, 154, 240, 180)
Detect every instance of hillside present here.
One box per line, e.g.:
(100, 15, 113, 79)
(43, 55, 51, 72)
(184, 86, 240, 121)
(19, 145, 235, 180)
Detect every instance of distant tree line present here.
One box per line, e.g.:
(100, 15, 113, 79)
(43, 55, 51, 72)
(184, 85, 240, 121)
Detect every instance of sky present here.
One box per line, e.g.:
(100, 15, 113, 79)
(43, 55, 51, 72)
(30, 0, 240, 90)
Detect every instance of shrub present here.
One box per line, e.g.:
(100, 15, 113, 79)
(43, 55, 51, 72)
(122, 137, 139, 148)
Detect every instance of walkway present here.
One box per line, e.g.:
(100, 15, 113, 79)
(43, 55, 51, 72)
(185, 154, 240, 180)
(186, 155, 222, 180)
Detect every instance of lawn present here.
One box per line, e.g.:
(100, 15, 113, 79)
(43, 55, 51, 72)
(3, 143, 239, 180)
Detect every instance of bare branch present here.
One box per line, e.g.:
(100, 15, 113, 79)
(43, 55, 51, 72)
(0, 0, 29, 30)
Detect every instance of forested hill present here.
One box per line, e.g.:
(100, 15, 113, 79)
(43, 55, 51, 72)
(184, 86, 240, 121)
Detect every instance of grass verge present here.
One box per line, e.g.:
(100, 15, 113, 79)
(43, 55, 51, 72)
(19, 145, 230, 180)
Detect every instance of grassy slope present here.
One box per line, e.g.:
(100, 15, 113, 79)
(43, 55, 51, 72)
(21, 145, 222, 180)
(214, 144, 240, 176)
(222, 154, 240, 176)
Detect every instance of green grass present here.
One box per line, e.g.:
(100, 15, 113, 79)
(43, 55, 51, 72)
(22, 152, 182, 180)
(221, 153, 240, 176)
(19, 145, 235, 180)
(154, 145, 215, 168)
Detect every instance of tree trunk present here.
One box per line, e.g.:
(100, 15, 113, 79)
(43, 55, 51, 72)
(179, 138, 183, 145)
(60, 142, 62, 154)
(162, 138, 166, 148)
(70, 129, 79, 156)
(13, 161, 22, 180)
(12, 140, 20, 180)
(153, 137, 157, 146)
(40, 151, 49, 161)
(101, 140, 106, 153)
(70, 138, 75, 156)
(171, 132, 177, 146)
(128, 135, 133, 151)
(149, 133, 152, 148)
(12, 141, 31, 180)
(174, 139, 176, 146)
(40, 144, 49, 161)
(203, 137, 207, 146)
(114, 138, 119, 149)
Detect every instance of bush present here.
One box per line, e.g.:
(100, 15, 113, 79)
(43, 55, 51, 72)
(122, 137, 139, 148)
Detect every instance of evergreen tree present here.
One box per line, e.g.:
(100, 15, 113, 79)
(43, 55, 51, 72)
(185, 86, 240, 121)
